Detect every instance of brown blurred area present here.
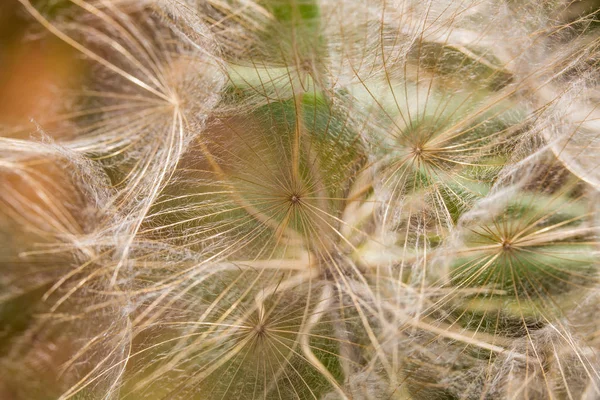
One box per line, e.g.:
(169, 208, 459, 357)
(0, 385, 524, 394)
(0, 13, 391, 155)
(0, 4, 83, 395)
(563, 0, 600, 19)
(0, 0, 81, 134)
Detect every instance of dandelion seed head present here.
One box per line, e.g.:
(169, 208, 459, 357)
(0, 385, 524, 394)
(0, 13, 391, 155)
(3, 0, 600, 398)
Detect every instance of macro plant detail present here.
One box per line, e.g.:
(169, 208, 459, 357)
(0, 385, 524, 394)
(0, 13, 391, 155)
(1, 0, 600, 399)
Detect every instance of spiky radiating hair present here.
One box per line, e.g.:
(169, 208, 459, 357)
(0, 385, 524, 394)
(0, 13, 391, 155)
(1, 0, 600, 399)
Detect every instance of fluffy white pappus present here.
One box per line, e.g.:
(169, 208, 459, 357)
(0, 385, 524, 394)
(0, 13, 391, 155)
(2, 1, 600, 399)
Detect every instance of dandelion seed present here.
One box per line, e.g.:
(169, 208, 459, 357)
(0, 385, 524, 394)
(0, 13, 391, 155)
(2, 0, 600, 399)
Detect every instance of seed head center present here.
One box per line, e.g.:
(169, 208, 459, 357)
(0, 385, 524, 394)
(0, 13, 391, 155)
(412, 146, 425, 159)
(253, 323, 268, 340)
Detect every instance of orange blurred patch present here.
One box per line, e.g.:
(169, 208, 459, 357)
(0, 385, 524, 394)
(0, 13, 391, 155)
(0, 38, 81, 131)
